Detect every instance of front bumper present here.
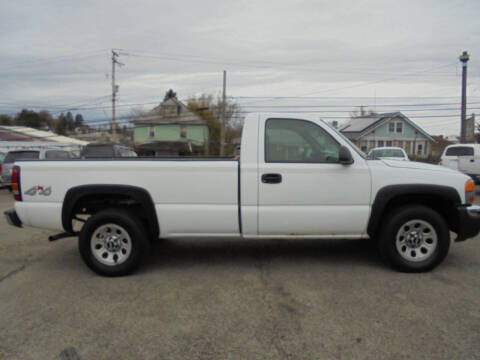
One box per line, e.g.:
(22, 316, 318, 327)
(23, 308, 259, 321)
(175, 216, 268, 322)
(455, 204, 480, 242)
(4, 209, 22, 228)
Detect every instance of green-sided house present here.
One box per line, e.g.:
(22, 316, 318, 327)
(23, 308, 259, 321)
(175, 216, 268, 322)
(340, 112, 434, 159)
(133, 97, 209, 156)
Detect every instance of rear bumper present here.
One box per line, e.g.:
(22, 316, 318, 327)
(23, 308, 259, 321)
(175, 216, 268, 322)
(1, 174, 11, 186)
(455, 204, 480, 242)
(4, 209, 22, 228)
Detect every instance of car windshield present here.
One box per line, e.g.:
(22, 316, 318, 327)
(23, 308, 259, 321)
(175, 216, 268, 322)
(370, 149, 405, 158)
(445, 146, 474, 156)
(4, 151, 40, 163)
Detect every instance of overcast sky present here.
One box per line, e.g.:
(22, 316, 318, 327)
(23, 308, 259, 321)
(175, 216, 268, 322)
(1, 0, 479, 135)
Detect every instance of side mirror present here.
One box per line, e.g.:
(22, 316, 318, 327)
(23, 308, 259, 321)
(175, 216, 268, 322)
(339, 146, 354, 165)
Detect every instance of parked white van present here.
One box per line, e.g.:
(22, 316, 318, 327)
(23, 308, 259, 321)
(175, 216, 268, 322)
(440, 144, 480, 183)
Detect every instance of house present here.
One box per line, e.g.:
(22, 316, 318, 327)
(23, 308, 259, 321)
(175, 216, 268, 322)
(340, 112, 434, 159)
(132, 96, 209, 156)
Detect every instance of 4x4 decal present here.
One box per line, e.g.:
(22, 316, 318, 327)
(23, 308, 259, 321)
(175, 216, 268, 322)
(25, 185, 52, 196)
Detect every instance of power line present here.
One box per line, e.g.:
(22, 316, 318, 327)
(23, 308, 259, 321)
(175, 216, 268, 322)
(0, 49, 108, 70)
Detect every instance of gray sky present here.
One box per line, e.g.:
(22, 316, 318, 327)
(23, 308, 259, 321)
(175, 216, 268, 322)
(1, 0, 479, 135)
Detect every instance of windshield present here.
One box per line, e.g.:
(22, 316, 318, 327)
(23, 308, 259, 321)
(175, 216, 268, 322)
(4, 151, 40, 163)
(370, 149, 405, 158)
(321, 120, 366, 159)
(445, 146, 474, 156)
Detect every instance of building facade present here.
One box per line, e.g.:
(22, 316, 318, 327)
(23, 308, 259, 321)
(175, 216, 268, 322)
(340, 112, 434, 158)
(133, 97, 209, 156)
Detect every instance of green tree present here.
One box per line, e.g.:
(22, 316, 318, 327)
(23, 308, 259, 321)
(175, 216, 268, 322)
(15, 109, 42, 128)
(74, 114, 84, 128)
(65, 111, 75, 132)
(38, 110, 54, 129)
(54, 113, 68, 135)
(164, 89, 177, 101)
(0, 114, 12, 125)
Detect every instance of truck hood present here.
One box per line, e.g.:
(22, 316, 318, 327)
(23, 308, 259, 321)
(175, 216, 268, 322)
(380, 159, 461, 174)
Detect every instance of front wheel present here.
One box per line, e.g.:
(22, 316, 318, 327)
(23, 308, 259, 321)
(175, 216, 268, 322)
(378, 205, 450, 272)
(79, 209, 149, 276)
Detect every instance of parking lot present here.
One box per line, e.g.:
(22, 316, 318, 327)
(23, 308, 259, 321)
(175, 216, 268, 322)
(0, 189, 479, 360)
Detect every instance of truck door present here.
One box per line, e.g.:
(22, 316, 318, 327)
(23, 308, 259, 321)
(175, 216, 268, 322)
(257, 118, 371, 236)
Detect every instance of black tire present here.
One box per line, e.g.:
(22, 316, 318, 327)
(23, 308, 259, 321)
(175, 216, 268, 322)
(378, 205, 450, 272)
(78, 209, 150, 276)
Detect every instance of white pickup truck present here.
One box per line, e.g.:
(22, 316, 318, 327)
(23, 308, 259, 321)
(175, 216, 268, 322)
(5, 114, 480, 276)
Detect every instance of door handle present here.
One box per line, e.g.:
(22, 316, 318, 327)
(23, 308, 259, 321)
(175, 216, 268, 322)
(262, 173, 282, 184)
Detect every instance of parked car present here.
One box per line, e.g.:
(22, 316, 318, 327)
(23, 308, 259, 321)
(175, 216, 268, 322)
(368, 147, 409, 161)
(440, 144, 480, 183)
(5, 113, 480, 276)
(80, 143, 137, 158)
(1, 149, 73, 187)
(0, 151, 5, 187)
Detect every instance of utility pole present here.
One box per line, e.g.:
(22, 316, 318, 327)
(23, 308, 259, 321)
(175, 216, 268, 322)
(460, 51, 470, 143)
(111, 50, 123, 142)
(220, 70, 227, 156)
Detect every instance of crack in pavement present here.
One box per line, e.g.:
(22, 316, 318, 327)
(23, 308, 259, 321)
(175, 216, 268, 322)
(0, 264, 26, 283)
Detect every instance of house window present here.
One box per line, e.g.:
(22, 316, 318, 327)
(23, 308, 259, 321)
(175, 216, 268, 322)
(386, 140, 392, 147)
(369, 140, 375, 149)
(398, 141, 403, 148)
(180, 125, 187, 138)
(396, 122, 403, 133)
(417, 143, 423, 155)
(361, 146, 367, 152)
(163, 105, 178, 117)
(378, 140, 384, 147)
(388, 122, 395, 132)
(149, 125, 155, 138)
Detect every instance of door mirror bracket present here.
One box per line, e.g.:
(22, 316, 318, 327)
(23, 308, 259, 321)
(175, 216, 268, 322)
(339, 146, 354, 165)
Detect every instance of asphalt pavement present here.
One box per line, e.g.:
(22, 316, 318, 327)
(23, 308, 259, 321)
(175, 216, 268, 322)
(0, 189, 479, 359)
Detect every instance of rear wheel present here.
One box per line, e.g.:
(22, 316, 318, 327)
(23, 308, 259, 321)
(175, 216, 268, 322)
(79, 209, 149, 276)
(378, 205, 450, 272)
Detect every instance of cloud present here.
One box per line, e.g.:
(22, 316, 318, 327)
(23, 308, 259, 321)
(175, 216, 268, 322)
(0, 0, 478, 134)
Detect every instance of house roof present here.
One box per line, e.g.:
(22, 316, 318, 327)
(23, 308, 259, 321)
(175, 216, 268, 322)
(340, 112, 434, 142)
(134, 97, 206, 125)
(0, 126, 89, 145)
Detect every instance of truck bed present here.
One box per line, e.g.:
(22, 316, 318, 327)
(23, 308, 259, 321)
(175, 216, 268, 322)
(15, 158, 241, 237)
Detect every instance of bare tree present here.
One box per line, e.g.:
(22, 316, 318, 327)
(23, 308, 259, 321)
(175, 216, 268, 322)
(187, 94, 242, 155)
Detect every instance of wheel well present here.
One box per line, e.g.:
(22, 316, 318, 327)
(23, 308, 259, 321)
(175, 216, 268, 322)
(368, 193, 460, 239)
(62, 185, 159, 238)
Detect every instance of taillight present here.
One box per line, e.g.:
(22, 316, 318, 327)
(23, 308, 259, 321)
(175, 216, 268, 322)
(11, 166, 22, 201)
(465, 179, 475, 204)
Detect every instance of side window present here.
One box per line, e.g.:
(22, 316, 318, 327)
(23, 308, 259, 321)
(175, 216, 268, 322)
(265, 119, 340, 163)
(45, 150, 70, 159)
